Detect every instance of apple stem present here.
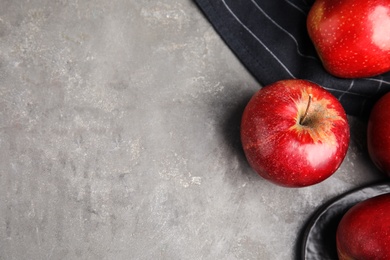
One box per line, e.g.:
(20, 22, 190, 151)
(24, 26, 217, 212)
(300, 94, 312, 125)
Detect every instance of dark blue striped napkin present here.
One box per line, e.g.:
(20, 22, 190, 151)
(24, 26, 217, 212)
(194, 0, 390, 116)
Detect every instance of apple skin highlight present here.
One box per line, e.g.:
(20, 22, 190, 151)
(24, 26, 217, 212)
(240, 79, 350, 187)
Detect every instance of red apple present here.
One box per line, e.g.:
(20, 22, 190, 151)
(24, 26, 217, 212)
(336, 193, 390, 260)
(367, 92, 390, 175)
(307, 0, 390, 78)
(240, 79, 350, 187)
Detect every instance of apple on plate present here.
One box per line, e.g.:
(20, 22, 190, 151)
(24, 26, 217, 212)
(367, 92, 390, 175)
(240, 79, 350, 187)
(307, 0, 390, 78)
(336, 193, 390, 260)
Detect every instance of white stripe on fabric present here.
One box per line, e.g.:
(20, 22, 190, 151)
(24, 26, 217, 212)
(283, 0, 308, 15)
(323, 79, 389, 97)
(322, 86, 367, 97)
(375, 77, 383, 95)
(250, 0, 318, 60)
(367, 76, 384, 98)
(221, 0, 296, 78)
(364, 77, 390, 86)
(339, 80, 355, 100)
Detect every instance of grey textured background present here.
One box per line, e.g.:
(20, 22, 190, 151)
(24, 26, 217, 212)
(0, 0, 385, 259)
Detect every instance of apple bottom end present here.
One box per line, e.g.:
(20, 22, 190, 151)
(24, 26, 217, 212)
(255, 170, 334, 188)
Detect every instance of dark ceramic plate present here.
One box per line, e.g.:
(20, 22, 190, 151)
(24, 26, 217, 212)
(301, 182, 390, 260)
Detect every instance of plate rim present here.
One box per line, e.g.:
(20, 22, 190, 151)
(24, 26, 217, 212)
(301, 181, 390, 260)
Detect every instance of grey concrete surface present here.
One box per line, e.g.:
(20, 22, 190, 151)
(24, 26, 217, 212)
(0, 1, 386, 259)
